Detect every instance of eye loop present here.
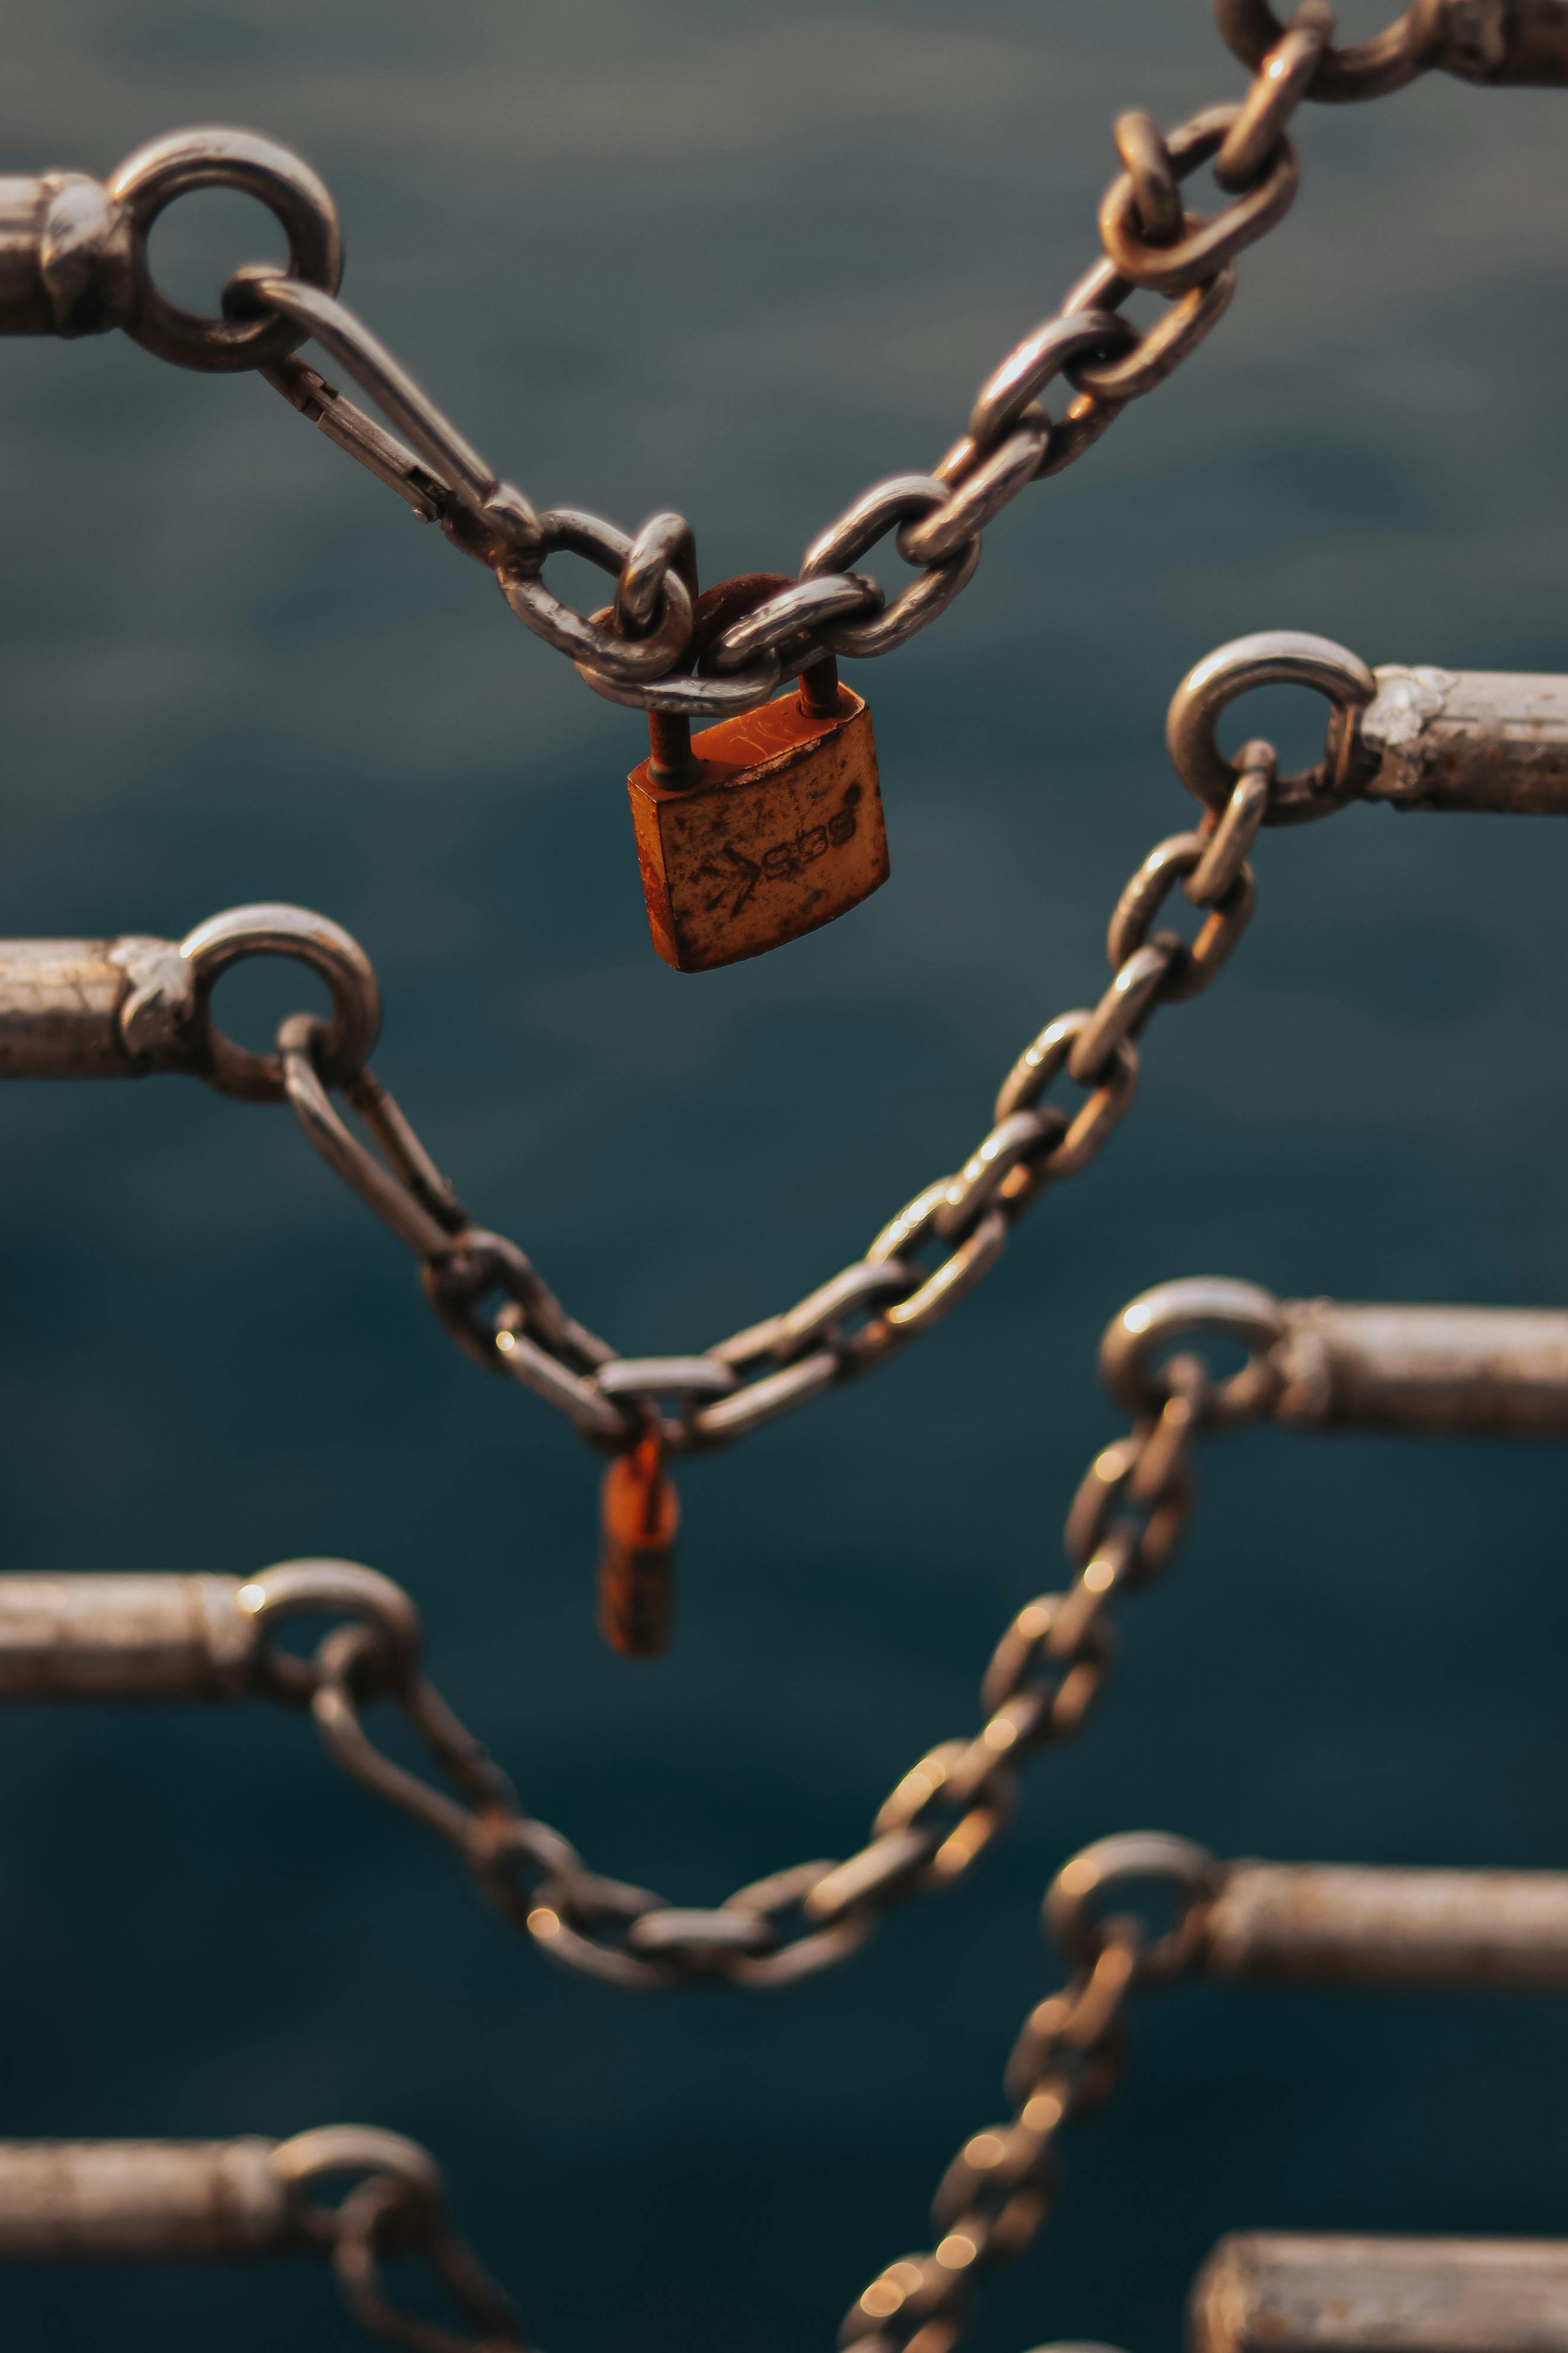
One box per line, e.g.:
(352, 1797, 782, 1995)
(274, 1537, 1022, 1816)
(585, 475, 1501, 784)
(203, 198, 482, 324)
(237, 1558, 423, 1705)
(108, 126, 342, 372)
(1098, 1275, 1287, 1429)
(269, 2124, 445, 2244)
(1042, 1830, 1218, 1984)
(177, 902, 381, 1103)
(1164, 629, 1377, 822)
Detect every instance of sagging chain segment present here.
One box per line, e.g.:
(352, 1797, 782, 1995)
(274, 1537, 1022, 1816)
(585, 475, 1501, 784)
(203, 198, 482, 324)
(8, 1258, 1554, 2004)
(1, 9, 1558, 2344)
(12, 1266, 1550, 1990)
(320, 1352, 1200, 1991)
(5, 1271, 1560, 2327)
(13, 1835, 1559, 2353)
(276, 740, 1263, 1453)
(0, 1344, 1210, 1991)
(15, 628, 1561, 1468)
(0, 5, 1561, 718)
(0, 1250, 1341, 1993)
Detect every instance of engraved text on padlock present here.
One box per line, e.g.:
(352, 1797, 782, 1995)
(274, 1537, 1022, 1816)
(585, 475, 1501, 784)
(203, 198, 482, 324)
(627, 680, 888, 973)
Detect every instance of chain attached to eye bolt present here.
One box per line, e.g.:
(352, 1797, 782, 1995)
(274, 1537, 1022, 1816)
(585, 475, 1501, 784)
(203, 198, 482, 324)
(0, 750, 1258, 1487)
(0, 2121, 527, 2353)
(265, 739, 1271, 1466)
(0, 1834, 1214, 2353)
(2, 4, 1560, 721)
(842, 1830, 1215, 2353)
(1, 5, 1564, 2351)
(156, 1317, 1227, 1992)
(8, 609, 1556, 1660)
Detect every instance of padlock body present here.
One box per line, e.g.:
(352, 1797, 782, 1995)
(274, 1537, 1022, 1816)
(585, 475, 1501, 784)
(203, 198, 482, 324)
(598, 1447, 678, 1658)
(597, 1534, 674, 1657)
(627, 684, 887, 972)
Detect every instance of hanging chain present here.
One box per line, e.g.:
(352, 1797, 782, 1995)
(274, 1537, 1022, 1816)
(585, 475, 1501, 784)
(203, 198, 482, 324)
(841, 1926, 1145, 2353)
(226, 1339, 1227, 1991)
(220, 2, 1418, 711)
(231, 0, 1548, 714)
(842, 1828, 1215, 2353)
(0, 7, 1559, 2344)
(5, 7, 1559, 718)
(270, 745, 1274, 1454)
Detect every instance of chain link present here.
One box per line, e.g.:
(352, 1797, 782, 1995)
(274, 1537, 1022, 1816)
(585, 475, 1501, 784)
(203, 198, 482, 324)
(295, 2, 1339, 703)
(12, 2, 1544, 715)
(839, 1929, 1142, 2353)
(836, 1828, 1219, 2353)
(27, 2, 1501, 713)
(2, 13, 1563, 2352)
(271, 748, 1278, 1455)
(223, 1325, 1240, 1991)
(331, 2175, 524, 2353)
(1213, 0, 1438, 101)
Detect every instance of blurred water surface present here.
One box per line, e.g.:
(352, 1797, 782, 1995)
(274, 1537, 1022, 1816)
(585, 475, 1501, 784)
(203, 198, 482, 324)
(0, 4, 1564, 2348)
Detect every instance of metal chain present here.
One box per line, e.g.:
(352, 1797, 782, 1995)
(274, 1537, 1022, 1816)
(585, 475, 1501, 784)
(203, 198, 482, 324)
(227, 4, 1345, 711)
(235, 1346, 1217, 1991)
(273, 2122, 527, 2352)
(28, 3, 1537, 718)
(0, 1838, 1209, 2353)
(272, 745, 1276, 1455)
(331, 2179, 524, 2353)
(840, 1829, 1215, 2353)
(841, 1926, 1143, 2353)
(1, 9, 1556, 2343)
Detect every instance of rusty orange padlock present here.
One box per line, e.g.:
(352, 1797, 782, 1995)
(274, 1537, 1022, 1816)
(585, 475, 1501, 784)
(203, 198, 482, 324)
(626, 574, 888, 973)
(597, 1431, 679, 1657)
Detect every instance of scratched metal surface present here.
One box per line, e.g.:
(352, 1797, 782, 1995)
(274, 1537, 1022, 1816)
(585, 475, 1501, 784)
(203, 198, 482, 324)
(0, 4, 1564, 2348)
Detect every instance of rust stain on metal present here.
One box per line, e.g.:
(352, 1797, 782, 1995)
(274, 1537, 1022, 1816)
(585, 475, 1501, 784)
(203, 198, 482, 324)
(627, 684, 888, 972)
(598, 1435, 678, 1656)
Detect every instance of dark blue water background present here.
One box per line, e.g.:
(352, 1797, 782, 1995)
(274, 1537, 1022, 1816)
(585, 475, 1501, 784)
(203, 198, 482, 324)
(0, 3, 1564, 2346)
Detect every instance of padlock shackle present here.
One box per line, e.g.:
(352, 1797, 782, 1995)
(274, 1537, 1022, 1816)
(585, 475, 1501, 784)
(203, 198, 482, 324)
(648, 573, 841, 782)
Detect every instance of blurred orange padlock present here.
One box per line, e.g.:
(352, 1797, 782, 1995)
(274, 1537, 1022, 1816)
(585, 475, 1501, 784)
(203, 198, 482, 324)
(597, 1430, 679, 1658)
